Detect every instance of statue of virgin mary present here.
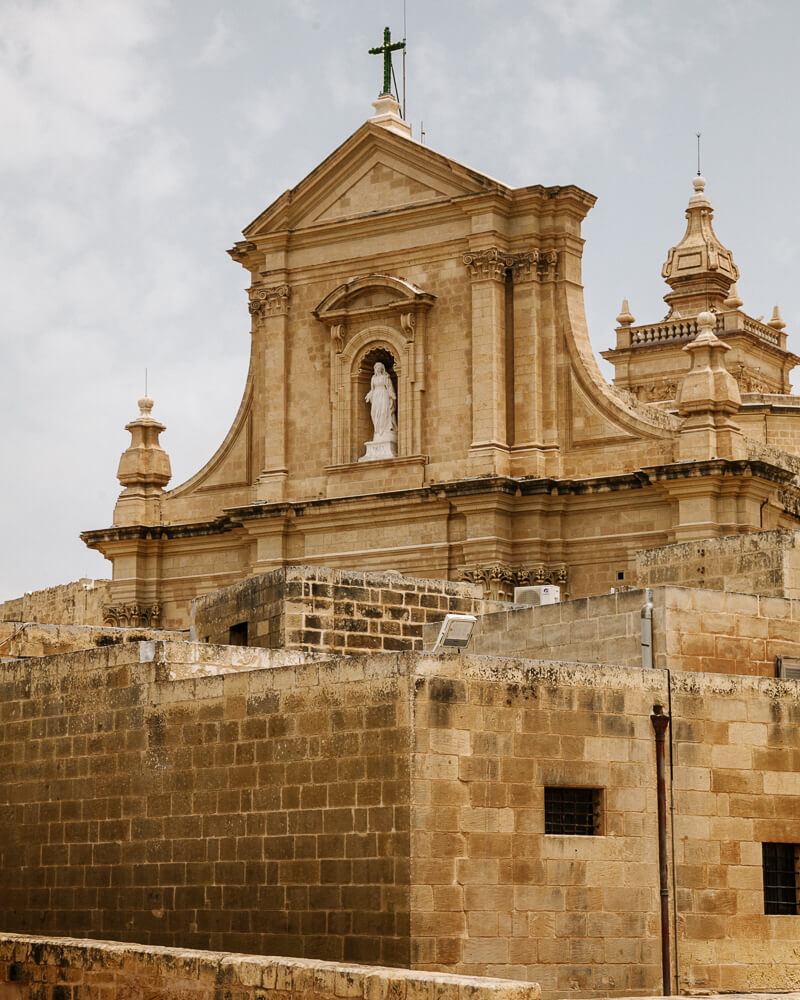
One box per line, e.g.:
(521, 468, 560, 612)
(359, 361, 398, 461)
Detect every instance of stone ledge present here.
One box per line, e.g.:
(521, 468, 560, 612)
(0, 933, 541, 1000)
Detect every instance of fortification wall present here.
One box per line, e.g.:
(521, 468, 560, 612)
(636, 529, 800, 598)
(434, 586, 800, 678)
(0, 579, 110, 626)
(0, 622, 185, 659)
(0, 933, 541, 1000)
(1, 644, 800, 997)
(192, 566, 500, 655)
(0, 641, 412, 967)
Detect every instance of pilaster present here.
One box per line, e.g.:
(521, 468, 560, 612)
(463, 248, 510, 476)
(509, 249, 559, 477)
(250, 281, 290, 501)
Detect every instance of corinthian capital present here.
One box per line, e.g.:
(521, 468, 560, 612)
(462, 247, 510, 282)
(248, 283, 290, 319)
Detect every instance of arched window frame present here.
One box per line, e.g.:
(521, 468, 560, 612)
(313, 274, 435, 467)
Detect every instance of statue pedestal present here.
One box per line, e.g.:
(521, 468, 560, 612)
(359, 438, 397, 462)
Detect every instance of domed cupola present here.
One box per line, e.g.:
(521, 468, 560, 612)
(661, 176, 739, 318)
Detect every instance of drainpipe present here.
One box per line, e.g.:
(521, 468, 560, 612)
(651, 704, 672, 996)
(641, 588, 654, 669)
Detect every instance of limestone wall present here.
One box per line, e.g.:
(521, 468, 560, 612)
(2, 644, 800, 997)
(453, 591, 645, 668)
(192, 566, 497, 655)
(0, 934, 541, 1000)
(410, 657, 800, 995)
(0, 642, 413, 967)
(0, 622, 185, 659)
(437, 586, 800, 679)
(669, 671, 800, 992)
(0, 578, 110, 626)
(636, 529, 800, 598)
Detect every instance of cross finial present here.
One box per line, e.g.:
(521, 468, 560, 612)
(369, 26, 405, 97)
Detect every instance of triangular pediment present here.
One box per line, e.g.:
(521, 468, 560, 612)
(244, 123, 509, 237)
(313, 159, 449, 223)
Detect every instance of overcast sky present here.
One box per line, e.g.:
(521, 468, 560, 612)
(2, 0, 799, 601)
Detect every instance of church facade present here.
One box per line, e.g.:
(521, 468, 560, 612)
(82, 96, 800, 630)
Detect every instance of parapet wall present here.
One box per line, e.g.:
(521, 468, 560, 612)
(636, 529, 800, 598)
(192, 566, 503, 655)
(0, 934, 541, 1000)
(0, 579, 110, 626)
(0, 622, 185, 659)
(436, 586, 800, 678)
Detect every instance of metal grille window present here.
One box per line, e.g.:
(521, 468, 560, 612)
(544, 787, 601, 836)
(762, 843, 799, 915)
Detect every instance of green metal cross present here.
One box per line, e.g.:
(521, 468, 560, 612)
(369, 26, 405, 96)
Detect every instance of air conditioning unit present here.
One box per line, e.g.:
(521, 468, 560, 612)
(514, 585, 561, 606)
(776, 655, 800, 681)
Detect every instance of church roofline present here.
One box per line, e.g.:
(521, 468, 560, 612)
(236, 121, 596, 242)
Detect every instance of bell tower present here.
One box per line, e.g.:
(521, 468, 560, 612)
(603, 176, 799, 402)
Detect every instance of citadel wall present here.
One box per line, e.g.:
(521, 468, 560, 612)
(442, 586, 800, 678)
(192, 567, 503, 655)
(2, 642, 800, 998)
(0, 933, 541, 1000)
(0, 580, 110, 627)
(636, 529, 800, 598)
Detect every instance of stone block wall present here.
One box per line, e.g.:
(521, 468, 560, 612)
(0, 933, 541, 1000)
(410, 657, 667, 997)
(636, 529, 800, 598)
(192, 566, 498, 655)
(0, 642, 412, 966)
(0, 579, 110, 626)
(450, 591, 644, 668)
(669, 671, 800, 992)
(2, 643, 800, 997)
(436, 586, 800, 679)
(0, 622, 185, 659)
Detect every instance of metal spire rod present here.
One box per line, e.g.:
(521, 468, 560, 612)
(402, 0, 407, 120)
(696, 132, 701, 176)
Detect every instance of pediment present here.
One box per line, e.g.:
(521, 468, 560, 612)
(244, 123, 509, 237)
(312, 159, 449, 223)
(314, 274, 435, 324)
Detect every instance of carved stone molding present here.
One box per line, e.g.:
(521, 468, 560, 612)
(103, 602, 161, 628)
(734, 366, 771, 394)
(330, 323, 344, 353)
(400, 312, 416, 341)
(248, 283, 290, 320)
(463, 247, 510, 282)
(463, 247, 559, 282)
(629, 380, 679, 403)
(460, 563, 568, 600)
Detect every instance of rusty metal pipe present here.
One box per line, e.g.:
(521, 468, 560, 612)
(651, 704, 672, 995)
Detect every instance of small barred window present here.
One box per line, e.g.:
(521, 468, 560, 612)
(544, 787, 601, 836)
(762, 843, 799, 915)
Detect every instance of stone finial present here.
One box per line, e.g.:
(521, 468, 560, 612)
(138, 395, 155, 417)
(368, 92, 412, 139)
(675, 311, 745, 461)
(616, 299, 635, 327)
(723, 283, 743, 309)
(661, 175, 740, 318)
(769, 305, 786, 331)
(114, 396, 172, 526)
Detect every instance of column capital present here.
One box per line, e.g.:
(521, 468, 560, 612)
(249, 282, 290, 319)
(463, 246, 559, 282)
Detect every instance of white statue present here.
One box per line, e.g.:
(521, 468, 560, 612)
(359, 362, 398, 462)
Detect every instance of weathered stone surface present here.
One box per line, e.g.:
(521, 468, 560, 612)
(0, 933, 541, 1000)
(2, 642, 800, 997)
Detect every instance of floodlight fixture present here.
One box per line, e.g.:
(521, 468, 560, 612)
(430, 613, 477, 653)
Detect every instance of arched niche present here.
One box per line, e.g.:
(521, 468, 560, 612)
(313, 274, 435, 467)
